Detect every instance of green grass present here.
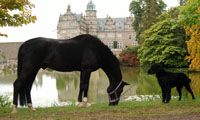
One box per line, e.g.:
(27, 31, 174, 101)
(0, 98, 200, 120)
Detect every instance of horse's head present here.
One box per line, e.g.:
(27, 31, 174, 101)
(102, 56, 129, 105)
(107, 80, 129, 106)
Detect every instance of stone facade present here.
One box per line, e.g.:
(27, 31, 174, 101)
(0, 42, 22, 60)
(57, 1, 138, 49)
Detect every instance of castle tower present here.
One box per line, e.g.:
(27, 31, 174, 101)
(57, 5, 83, 39)
(85, 0, 97, 36)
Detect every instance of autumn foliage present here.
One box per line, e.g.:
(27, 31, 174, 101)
(119, 46, 139, 66)
(119, 53, 139, 66)
(0, 0, 36, 37)
(179, 0, 200, 70)
(185, 25, 200, 70)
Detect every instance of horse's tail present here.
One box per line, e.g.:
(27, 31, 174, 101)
(17, 44, 23, 77)
(17, 44, 27, 106)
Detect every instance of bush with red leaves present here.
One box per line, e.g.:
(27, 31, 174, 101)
(119, 53, 139, 66)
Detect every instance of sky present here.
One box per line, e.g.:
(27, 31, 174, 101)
(0, 0, 179, 43)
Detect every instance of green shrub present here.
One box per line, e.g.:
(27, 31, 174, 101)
(0, 92, 12, 107)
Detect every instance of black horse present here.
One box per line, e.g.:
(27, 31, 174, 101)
(12, 34, 128, 113)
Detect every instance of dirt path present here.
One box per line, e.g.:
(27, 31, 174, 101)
(67, 112, 200, 120)
(138, 113, 200, 120)
(0, 112, 200, 120)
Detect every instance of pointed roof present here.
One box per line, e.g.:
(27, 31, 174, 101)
(87, 0, 96, 10)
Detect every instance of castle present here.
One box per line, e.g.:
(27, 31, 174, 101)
(0, 1, 138, 61)
(57, 1, 138, 49)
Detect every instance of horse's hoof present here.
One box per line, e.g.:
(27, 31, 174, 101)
(28, 104, 36, 112)
(11, 105, 17, 113)
(11, 110, 17, 114)
(83, 97, 88, 103)
(86, 103, 91, 107)
(30, 108, 36, 112)
(78, 102, 84, 108)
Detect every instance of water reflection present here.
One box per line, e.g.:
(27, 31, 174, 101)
(0, 67, 199, 107)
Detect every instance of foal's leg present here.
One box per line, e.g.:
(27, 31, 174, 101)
(78, 70, 91, 107)
(184, 83, 195, 100)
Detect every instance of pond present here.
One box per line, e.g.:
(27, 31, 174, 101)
(0, 67, 199, 107)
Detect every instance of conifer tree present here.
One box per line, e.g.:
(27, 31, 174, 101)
(129, 0, 166, 43)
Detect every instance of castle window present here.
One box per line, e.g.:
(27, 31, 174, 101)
(108, 42, 113, 49)
(133, 41, 138, 46)
(108, 33, 114, 38)
(129, 35, 131, 39)
(71, 22, 75, 26)
(118, 43, 122, 49)
(71, 30, 77, 33)
(117, 34, 122, 38)
(108, 26, 112, 30)
(62, 31, 66, 34)
(98, 34, 105, 38)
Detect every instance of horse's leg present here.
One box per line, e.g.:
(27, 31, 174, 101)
(13, 75, 27, 113)
(26, 80, 35, 112)
(78, 70, 91, 107)
(12, 68, 38, 113)
(83, 70, 92, 107)
(12, 78, 21, 113)
(26, 69, 39, 112)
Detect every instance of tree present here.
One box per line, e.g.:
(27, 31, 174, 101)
(138, 8, 188, 67)
(141, 0, 166, 31)
(179, 0, 188, 6)
(0, 0, 37, 37)
(129, 0, 166, 43)
(129, 0, 144, 43)
(179, 0, 200, 70)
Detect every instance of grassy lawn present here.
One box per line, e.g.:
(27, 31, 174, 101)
(0, 98, 200, 120)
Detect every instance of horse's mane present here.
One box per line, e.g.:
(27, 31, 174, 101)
(72, 34, 120, 68)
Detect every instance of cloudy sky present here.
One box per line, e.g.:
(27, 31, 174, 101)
(0, 0, 179, 42)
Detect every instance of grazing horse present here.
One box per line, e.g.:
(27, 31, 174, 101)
(12, 34, 129, 113)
